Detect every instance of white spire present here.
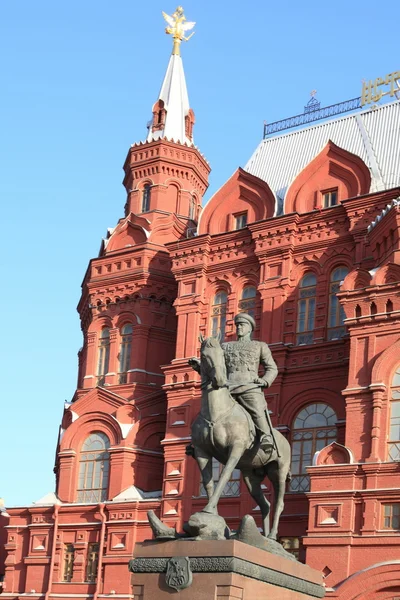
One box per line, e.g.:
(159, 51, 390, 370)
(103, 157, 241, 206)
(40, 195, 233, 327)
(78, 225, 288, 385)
(146, 53, 193, 145)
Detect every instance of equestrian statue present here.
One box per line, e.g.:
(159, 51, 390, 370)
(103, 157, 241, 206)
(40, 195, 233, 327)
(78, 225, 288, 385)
(188, 313, 291, 540)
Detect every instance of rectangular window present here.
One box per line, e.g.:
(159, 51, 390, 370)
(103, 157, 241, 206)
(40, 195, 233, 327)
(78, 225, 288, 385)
(388, 399, 400, 461)
(86, 543, 99, 583)
(189, 197, 195, 220)
(280, 537, 301, 560)
(234, 212, 248, 230)
(296, 292, 316, 345)
(142, 185, 151, 212)
(382, 503, 400, 529)
(210, 292, 228, 341)
(63, 544, 74, 582)
(327, 283, 346, 340)
(96, 345, 109, 386)
(199, 458, 240, 497)
(96, 330, 110, 387)
(211, 313, 226, 339)
(322, 189, 338, 208)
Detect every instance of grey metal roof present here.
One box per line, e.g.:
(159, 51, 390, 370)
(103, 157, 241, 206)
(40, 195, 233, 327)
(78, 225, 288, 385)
(245, 100, 400, 214)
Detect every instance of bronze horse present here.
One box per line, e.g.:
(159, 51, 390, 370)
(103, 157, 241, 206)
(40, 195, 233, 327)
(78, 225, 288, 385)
(191, 335, 291, 539)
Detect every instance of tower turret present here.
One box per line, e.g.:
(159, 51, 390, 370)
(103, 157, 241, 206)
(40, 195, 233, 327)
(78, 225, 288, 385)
(147, 6, 196, 145)
(122, 7, 209, 241)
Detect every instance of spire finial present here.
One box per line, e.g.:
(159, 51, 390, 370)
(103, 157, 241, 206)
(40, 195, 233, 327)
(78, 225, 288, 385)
(162, 7, 195, 56)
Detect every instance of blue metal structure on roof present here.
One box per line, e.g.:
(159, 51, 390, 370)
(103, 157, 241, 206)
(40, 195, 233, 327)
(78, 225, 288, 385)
(264, 97, 362, 138)
(247, 100, 400, 216)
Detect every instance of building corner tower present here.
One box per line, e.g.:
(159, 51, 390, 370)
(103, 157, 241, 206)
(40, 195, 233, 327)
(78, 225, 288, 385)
(59, 9, 210, 499)
(2, 8, 210, 598)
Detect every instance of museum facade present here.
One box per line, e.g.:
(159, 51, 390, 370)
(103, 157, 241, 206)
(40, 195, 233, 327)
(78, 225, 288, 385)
(2, 25, 400, 600)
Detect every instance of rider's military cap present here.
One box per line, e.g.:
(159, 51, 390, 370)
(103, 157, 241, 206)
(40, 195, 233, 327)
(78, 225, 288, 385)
(234, 312, 256, 330)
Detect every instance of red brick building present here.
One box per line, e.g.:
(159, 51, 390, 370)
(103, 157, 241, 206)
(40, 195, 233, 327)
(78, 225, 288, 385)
(2, 32, 400, 600)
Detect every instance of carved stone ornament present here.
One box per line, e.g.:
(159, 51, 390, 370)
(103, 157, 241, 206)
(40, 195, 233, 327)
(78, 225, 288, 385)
(165, 556, 193, 591)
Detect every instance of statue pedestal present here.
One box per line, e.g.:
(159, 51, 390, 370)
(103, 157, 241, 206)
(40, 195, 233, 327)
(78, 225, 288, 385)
(129, 539, 325, 599)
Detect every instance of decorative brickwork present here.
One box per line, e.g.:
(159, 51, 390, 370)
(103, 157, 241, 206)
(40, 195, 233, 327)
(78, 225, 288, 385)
(2, 43, 400, 600)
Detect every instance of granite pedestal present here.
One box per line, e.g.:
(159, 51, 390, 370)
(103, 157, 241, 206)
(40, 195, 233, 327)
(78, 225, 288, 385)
(129, 539, 325, 599)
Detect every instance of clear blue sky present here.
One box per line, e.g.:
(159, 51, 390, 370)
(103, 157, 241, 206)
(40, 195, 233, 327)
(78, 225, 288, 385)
(1, 0, 399, 506)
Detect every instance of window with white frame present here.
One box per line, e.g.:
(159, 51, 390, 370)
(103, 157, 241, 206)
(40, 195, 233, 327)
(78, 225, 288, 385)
(327, 266, 348, 340)
(388, 366, 400, 462)
(199, 457, 240, 497)
(234, 212, 248, 230)
(290, 403, 337, 493)
(297, 273, 317, 345)
(96, 328, 110, 386)
(77, 433, 110, 503)
(211, 291, 228, 340)
(238, 286, 256, 319)
(118, 324, 133, 384)
(322, 188, 338, 208)
(382, 503, 400, 529)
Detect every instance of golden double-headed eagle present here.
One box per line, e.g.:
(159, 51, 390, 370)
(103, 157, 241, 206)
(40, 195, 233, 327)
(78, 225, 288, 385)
(162, 6, 195, 55)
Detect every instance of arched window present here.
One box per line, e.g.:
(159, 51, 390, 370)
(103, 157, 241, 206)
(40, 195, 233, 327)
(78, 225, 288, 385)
(142, 184, 151, 212)
(211, 291, 228, 340)
(96, 328, 110, 386)
(200, 457, 240, 497)
(77, 433, 110, 503)
(290, 403, 337, 493)
(238, 286, 257, 319)
(388, 366, 400, 461)
(297, 273, 317, 345)
(118, 324, 133, 384)
(328, 266, 349, 340)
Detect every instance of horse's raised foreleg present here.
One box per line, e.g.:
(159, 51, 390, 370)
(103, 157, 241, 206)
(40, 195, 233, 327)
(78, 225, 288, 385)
(268, 463, 288, 540)
(242, 470, 271, 537)
(202, 445, 245, 514)
(194, 447, 214, 500)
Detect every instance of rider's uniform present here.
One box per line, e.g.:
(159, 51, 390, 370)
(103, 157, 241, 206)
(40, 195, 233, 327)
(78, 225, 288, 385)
(222, 340, 278, 445)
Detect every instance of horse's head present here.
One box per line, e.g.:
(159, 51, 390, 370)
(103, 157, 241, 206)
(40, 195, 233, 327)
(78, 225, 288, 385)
(199, 333, 227, 388)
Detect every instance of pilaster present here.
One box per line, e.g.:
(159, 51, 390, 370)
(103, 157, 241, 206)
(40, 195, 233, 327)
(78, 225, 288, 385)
(71, 538, 87, 582)
(368, 384, 386, 462)
(108, 448, 140, 499)
(83, 331, 97, 389)
(57, 450, 77, 503)
(161, 359, 201, 530)
(130, 325, 150, 384)
(104, 328, 118, 386)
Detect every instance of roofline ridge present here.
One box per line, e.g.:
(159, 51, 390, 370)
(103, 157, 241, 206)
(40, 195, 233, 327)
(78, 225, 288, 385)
(262, 98, 400, 144)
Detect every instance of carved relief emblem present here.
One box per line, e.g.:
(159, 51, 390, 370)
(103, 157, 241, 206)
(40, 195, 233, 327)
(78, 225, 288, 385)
(165, 556, 192, 591)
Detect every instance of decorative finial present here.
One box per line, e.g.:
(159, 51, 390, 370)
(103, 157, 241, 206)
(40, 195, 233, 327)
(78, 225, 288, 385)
(162, 6, 195, 56)
(304, 90, 320, 114)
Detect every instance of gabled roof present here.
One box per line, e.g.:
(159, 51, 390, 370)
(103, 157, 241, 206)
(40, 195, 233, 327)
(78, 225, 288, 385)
(71, 386, 127, 417)
(245, 100, 400, 211)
